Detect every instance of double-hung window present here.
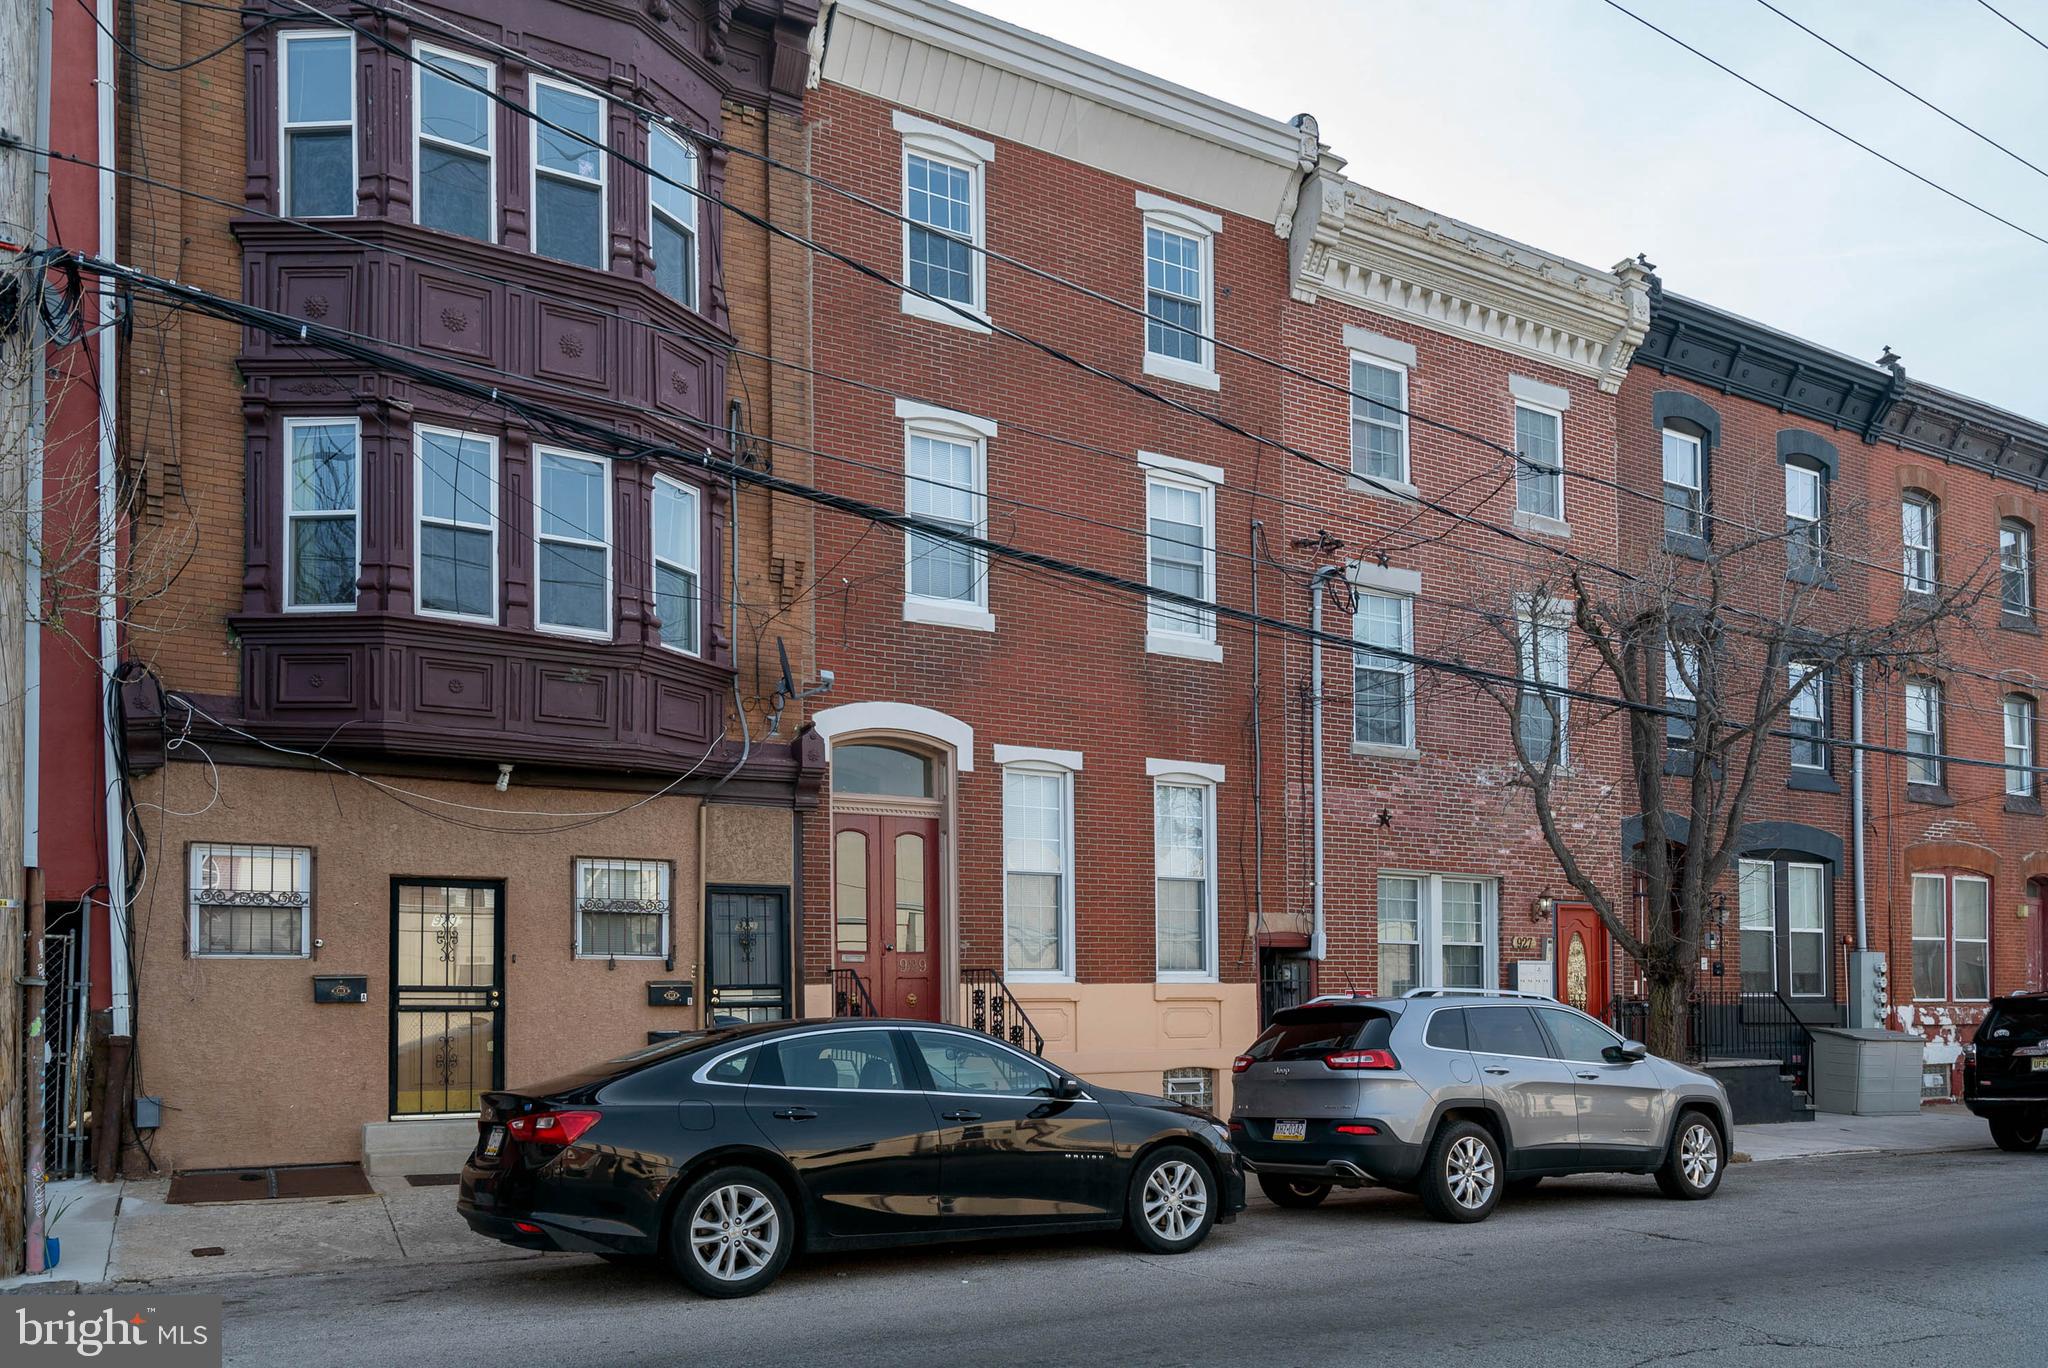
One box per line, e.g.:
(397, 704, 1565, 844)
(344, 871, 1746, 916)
(1665, 634, 1697, 750)
(1901, 493, 1937, 594)
(1513, 402, 1563, 523)
(535, 448, 611, 638)
(652, 474, 701, 655)
(1788, 663, 1827, 771)
(278, 31, 355, 217)
(1739, 857, 1827, 997)
(414, 427, 497, 622)
(1904, 678, 1942, 788)
(531, 77, 606, 268)
(1913, 872, 1989, 1002)
(414, 45, 495, 241)
(1353, 590, 1414, 749)
(1784, 460, 1825, 577)
(1154, 772, 1217, 980)
(2005, 694, 2036, 798)
(1143, 460, 1217, 656)
(1662, 426, 1705, 539)
(1138, 195, 1218, 387)
(283, 417, 359, 610)
(574, 857, 670, 959)
(1351, 357, 1408, 484)
(896, 112, 990, 328)
(649, 126, 699, 307)
(899, 403, 993, 627)
(190, 844, 312, 957)
(1376, 874, 1497, 995)
(1738, 859, 1775, 995)
(2001, 519, 2033, 619)
(1002, 759, 1076, 980)
(1516, 602, 1569, 764)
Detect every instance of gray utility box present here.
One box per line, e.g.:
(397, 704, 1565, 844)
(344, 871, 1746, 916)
(1809, 1027, 1925, 1115)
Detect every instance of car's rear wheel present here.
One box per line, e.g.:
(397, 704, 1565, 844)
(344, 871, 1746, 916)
(1127, 1146, 1218, 1253)
(1655, 1112, 1725, 1199)
(1419, 1121, 1501, 1223)
(1989, 1118, 2043, 1152)
(1256, 1175, 1331, 1209)
(668, 1165, 794, 1298)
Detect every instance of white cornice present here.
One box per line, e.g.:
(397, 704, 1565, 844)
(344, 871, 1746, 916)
(816, 0, 1322, 230)
(1290, 174, 1649, 393)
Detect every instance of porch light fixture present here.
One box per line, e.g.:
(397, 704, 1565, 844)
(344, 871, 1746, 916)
(1532, 893, 1557, 921)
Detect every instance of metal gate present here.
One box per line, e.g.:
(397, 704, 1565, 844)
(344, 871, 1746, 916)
(390, 880, 504, 1117)
(37, 930, 91, 1177)
(705, 886, 790, 1025)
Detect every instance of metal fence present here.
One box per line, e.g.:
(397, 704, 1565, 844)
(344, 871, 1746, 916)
(1610, 984, 1815, 1092)
(38, 931, 92, 1178)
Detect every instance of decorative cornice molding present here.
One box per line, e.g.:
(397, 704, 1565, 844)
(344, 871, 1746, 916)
(1882, 378, 2048, 493)
(1289, 176, 1645, 392)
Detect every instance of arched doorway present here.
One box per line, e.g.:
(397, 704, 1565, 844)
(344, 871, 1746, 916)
(831, 741, 944, 1021)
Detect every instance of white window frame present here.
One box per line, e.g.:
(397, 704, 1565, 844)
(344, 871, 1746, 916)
(1000, 755, 1078, 983)
(648, 124, 700, 310)
(528, 73, 608, 270)
(1151, 765, 1220, 984)
(189, 843, 313, 959)
(1788, 662, 1827, 771)
(895, 111, 992, 332)
(1785, 860, 1827, 998)
(1785, 460, 1825, 574)
(533, 446, 613, 641)
(2005, 694, 2036, 797)
(277, 29, 357, 219)
(1376, 872, 1499, 996)
(2000, 519, 2033, 619)
(1350, 354, 1411, 489)
(412, 42, 497, 243)
(1662, 426, 1704, 539)
(571, 857, 671, 960)
(898, 400, 995, 631)
(1902, 493, 1937, 594)
(1512, 399, 1566, 530)
(1904, 677, 1942, 788)
(1517, 598, 1571, 765)
(1738, 859, 1776, 995)
(1138, 192, 1220, 391)
(412, 425, 499, 624)
(1142, 453, 1220, 661)
(1353, 589, 1415, 753)
(1910, 872, 1947, 1003)
(282, 416, 361, 612)
(1952, 874, 1991, 1003)
(652, 472, 701, 657)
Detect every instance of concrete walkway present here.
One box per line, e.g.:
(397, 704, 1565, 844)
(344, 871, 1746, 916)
(1733, 1104, 1990, 1163)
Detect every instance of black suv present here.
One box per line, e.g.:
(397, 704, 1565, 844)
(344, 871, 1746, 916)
(1963, 993, 2048, 1152)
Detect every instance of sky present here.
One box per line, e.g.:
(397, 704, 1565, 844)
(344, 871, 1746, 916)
(968, 0, 2048, 420)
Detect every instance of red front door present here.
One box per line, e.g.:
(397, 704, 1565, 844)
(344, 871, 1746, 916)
(1556, 901, 1611, 1022)
(833, 813, 940, 1020)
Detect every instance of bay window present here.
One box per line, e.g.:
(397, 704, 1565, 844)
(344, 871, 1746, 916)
(652, 474, 700, 654)
(414, 427, 497, 622)
(535, 448, 611, 638)
(650, 126, 699, 307)
(414, 45, 495, 241)
(284, 418, 360, 609)
(278, 30, 355, 217)
(531, 77, 606, 268)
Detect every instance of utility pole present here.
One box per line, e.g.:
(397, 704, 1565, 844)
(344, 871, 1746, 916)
(0, 0, 45, 1280)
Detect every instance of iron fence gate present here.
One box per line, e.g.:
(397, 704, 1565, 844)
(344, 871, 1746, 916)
(38, 931, 91, 1178)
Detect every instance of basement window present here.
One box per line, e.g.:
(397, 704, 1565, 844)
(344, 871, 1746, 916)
(1162, 1067, 1215, 1113)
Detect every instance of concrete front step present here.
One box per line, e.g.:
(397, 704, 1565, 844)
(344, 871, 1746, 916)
(362, 1120, 477, 1179)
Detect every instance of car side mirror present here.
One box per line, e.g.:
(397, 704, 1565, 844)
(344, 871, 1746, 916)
(1603, 1041, 1649, 1063)
(1054, 1075, 1083, 1100)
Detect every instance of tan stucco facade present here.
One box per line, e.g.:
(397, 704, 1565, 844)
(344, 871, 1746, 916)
(133, 762, 796, 1171)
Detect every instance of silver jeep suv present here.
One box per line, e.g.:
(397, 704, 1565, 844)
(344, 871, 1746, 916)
(1230, 989, 1731, 1223)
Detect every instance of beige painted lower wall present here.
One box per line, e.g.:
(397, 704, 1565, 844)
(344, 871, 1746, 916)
(132, 762, 792, 1172)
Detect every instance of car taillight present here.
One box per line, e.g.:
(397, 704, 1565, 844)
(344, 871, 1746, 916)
(1961, 1043, 1977, 1062)
(1323, 1049, 1399, 1071)
(1334, 1123, 1379, 1136)
(1231, 1055, 1255, 1074)
(505, 1109, 601, 1146)
(1227, 1120, 1246, 1134)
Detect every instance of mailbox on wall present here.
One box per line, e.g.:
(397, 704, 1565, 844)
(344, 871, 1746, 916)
(647, 981, 695, 1007)
(314, 975, 369, 1003)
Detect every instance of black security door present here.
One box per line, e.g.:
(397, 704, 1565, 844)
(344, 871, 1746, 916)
(390, 879, 505, 1117)
(706, 886, 791, 1024)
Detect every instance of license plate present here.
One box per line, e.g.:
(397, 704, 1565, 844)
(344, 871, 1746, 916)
(1272, 1120, 1307, 1142)
(482, 1125, 505, 1158)
(2033, 1058, 2048, 1072)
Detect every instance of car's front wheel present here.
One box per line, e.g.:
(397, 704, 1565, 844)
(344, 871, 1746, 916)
(668, 1166, 795, 1298)
(1256, 1175, 1331, 1209)
(1655, 1112, 1725, 1199)
(1989, 1118, 2043, 1152)
(1128, 1146, 1218, 1253)
(1419, 1121, 1501, 1223)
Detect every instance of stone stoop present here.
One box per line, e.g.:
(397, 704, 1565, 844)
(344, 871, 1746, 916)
(362, 1120, 477, 1179)
(1704, 1059, 1814, 1125)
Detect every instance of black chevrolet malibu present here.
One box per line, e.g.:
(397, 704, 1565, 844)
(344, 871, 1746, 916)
(459, 1019, 1244, 1297)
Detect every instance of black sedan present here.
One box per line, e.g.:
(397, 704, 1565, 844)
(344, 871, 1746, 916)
(458, 1018, 1244, 1297)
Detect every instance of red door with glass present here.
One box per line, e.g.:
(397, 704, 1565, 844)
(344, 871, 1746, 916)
(834, 813, 940, 1020)
(1556, 901, 1611, 1022)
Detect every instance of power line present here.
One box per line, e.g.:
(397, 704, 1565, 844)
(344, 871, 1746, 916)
(1602, 0, 2048, 249)
(1976, 0, 2048, 54)
(1753, 0, 2048, 183)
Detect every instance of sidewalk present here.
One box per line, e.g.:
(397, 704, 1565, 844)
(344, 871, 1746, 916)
(1733, 1104, 1990, 1163)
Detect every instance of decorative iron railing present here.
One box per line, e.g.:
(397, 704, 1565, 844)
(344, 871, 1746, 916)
(1610, 985, 1817, 1092)
(961, 968, 1045, 1055)
(832, 967, 878, 1020)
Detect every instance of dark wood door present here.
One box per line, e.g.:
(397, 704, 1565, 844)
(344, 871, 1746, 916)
(1556, 901, 1611, 1022)
(833, 814, 940, 1020)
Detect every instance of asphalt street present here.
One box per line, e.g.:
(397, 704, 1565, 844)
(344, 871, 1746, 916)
(152, 1148, 2044, 1367)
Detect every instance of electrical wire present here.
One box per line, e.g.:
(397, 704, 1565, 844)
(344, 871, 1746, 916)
(1976, 0, 2048, 54)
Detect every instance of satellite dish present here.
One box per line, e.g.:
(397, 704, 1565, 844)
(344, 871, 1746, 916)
(775, 637, 796, 705)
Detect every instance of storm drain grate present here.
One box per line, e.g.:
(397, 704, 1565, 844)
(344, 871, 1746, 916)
(167, 1163, 373, 1204)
